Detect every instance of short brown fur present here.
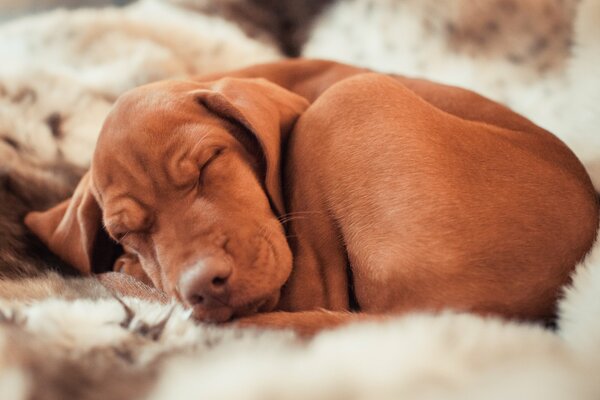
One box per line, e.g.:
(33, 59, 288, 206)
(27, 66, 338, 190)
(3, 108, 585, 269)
(25, 59, 599, 334)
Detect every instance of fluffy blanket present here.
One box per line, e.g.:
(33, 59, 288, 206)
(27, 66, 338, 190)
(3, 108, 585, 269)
(0, 1, 599, 399)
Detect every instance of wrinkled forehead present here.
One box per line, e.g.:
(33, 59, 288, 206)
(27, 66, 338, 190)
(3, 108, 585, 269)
(98, 82, 202, 146)
(91, 81, 219, 204)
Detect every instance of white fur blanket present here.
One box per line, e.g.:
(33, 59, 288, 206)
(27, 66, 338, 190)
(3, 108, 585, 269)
(0, 1, 599, 399)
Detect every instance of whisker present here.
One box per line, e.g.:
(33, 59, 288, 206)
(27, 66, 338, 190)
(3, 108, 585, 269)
(278, 211, 323, 217)
(277, 211, 324, 224)
(196, 132, 209, 144)
(278, 216, 308, 224)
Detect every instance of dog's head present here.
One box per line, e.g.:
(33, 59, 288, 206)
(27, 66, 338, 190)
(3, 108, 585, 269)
(25, 77, 309, 322)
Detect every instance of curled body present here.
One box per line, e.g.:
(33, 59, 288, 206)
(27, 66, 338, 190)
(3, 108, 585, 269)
(25, 59, 599, 333)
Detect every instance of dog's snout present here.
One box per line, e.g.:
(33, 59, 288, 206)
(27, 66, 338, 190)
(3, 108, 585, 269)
(179, 257, 233, 308)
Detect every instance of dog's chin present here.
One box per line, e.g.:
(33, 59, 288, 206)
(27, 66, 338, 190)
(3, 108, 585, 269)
(189, 290, 281, 323)
(232, 289, 280, 318)
(190, 305, 234, 323)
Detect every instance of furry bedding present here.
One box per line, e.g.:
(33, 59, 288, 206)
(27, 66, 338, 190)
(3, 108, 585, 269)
(0, 0, 599, 399)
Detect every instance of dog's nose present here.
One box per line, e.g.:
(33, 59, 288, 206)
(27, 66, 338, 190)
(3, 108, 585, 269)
(178, 257, 232, 307)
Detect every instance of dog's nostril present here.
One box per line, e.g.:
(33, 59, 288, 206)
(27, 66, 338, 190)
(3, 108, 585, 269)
(179, 258, 232, 307)
(212, 276, 227, 287)
(191, 294, 204, 305)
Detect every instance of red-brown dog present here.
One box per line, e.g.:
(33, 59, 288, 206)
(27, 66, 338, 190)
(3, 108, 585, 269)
(25, 60, 599, 334)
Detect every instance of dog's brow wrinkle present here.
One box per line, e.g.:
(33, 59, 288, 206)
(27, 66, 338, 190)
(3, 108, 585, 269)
(130, 147, 156, 189)
(192, 132, 210, 149)
(104, 195, 153, 234)
(163, 143, 196, 188)
(105, 145, 154, 192)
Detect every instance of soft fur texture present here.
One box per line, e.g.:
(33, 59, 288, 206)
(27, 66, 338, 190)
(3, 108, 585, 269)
(303, 0, 600, 190)
(26, 59, 597, 330)
(1, 0, 600, 399)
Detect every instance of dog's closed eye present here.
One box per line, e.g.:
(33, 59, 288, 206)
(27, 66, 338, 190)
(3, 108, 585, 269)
(110, 228, 151, 246)
(198, 147, 224, 184)
(106, 218, 152, 245)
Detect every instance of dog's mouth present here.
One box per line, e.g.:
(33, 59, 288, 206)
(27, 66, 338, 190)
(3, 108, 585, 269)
(189, 291, 280, 323)
(180, 232, 287, 323)
(190, 304, 234, 323)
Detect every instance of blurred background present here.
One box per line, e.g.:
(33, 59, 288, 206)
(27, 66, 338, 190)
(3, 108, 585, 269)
(0, 0, 131, 21)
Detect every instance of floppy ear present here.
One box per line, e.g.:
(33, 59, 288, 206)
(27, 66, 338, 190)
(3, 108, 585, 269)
(24, 171, 119, 275)
(194, 77, 309, 216)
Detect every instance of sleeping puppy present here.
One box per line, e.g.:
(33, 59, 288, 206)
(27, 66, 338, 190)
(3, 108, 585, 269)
(25, 60, 599, 332)
(26, 77, 306, 321)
